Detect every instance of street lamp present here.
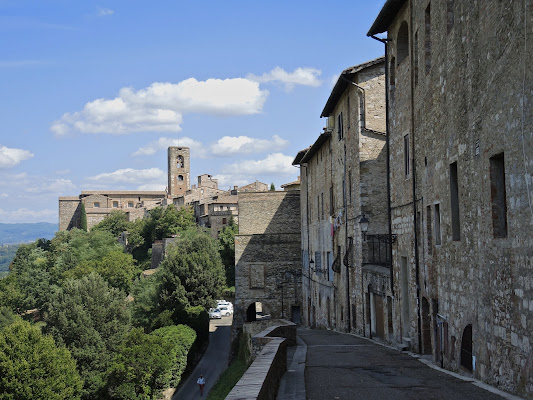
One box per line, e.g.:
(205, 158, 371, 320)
(359, 214, 369, 239)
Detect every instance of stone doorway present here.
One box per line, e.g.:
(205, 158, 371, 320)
(460, 324, 473, 372)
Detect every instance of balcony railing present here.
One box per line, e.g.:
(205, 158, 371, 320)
(362, 234, 396, 267)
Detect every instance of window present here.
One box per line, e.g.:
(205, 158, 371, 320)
(434, 204, 442, 245)
(337, 112, 344, 140)
(447, 0, 455, 34)
(317, 195, 320, 221)
(425, 3, 432, 74)
(94, 202, 100, 208)
(397, 21, 409, 64)
(315, 251, 321, 275)
(450, 162, 460, 241)
(112, 201, 118, 208)
(177, 155, 184, 168)
(128, 202, 134, 208)
(222, 218, 227, 224)
(490, 153, 507, 238)
(404, 134, 410, 177)
(321, 192, 324, 218)
(178, 175, 184, 181)
(426, 205, 432, 250)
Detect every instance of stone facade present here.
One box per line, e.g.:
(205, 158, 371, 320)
(59, 147, 191, 231)
(294, 58, 389, 337)
(368, 1, 533, 397)
(167, 147, 190, 198)
(233, 191, 302, 337)
(59, 191, 166, 231)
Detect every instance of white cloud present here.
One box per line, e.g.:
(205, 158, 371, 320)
(25, 178, 76, 194)
(52, 78, 268, 136)
(221, 153, 295, 176)
(0, 193, 7, 198)
(137, 183, 167, 191)
(0, 146, 34, 168)
(133, 137, 207, 158)
(87, 168, 166, 186)
(248, 67, 322, 90)
(98, 8, 114, 16)
(210, 135, 289, 157)
(213, 174, 251, 189)
(0, 208, 57, 223)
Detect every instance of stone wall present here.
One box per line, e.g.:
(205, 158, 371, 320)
(380, 1, 533, 397)
(297, 59, 388, 337)
(234, 191, 302, 337)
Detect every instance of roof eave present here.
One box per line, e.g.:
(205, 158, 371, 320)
(367, 0, 407, 36)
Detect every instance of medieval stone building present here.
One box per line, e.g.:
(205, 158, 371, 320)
(233, 190, 302, 335)
(59, 146, 190, 231)
(367, 1, 533, 397)
(293, 57, 389, 335)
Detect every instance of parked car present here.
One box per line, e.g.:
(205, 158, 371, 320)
(209, 308, 222, 319)
(218, 306, 233, 316)
(217, 300, 233, 311)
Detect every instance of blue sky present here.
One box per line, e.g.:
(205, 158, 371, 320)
(0, 0, 385, 223)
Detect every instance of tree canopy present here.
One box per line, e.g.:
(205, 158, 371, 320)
(158, 228, 225, 314)
(0, 319, 83, 400)
(45, 273, 131, 398)
(218, 218, 238, 287)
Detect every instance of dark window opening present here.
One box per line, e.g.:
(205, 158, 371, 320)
(490, 153, 507, 238)
(222, 218, 227, 224)
(337, 112, 344, 140)
(397, 21, 409, 64)
(390, 57, 396, 87)
(425, 3, 432, 74)
(329, 186, 334, 215)
(404, 134, 410, 177)
(178, 175, 184, 181)
(447, 0, 455, 34)
(450, 162, 460, 241)
(434, 204, 442, 245)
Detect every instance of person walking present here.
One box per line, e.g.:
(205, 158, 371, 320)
(197, 374, 206, 396)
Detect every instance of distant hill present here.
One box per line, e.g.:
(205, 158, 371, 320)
(0, 222, 58, 245)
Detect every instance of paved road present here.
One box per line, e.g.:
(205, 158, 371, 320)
(173, 315, 232, 400)
(279, 327, 523, 400)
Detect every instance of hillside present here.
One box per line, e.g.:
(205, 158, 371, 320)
(0, 222, 58, 245)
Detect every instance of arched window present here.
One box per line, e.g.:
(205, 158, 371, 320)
(177, 155, 184, 168)
(178, 175, 184, 181)
(397, 21, 409, 64)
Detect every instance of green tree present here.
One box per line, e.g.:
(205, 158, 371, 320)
(0, 319, 83, 400)
(270, 182, 275, 191)
(92, 210, 129, 237)
(218, 218, 238, 287)
(45, 273, 131, 399)
(130, 275, 161, 331)
(158, 228, 225, 314)
(105, 327, 171, 400)
(80, 203, 87, 232)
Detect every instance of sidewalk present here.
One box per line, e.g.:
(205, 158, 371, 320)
(277, 327, 524, 400)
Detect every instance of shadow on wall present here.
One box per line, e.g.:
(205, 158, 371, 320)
(234, 192, 302, 331)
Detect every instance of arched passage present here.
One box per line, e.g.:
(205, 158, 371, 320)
(460, 324, 473, 372)
(421, 297, 432, 354)
(246, 302, 271, 322)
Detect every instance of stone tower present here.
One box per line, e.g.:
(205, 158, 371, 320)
(168, 147, 190, 198)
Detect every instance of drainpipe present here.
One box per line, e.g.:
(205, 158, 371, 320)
(369, 35, 395, 298)
(409, 0, 423, 353)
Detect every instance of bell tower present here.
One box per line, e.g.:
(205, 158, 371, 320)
(168, 147, 190, 198)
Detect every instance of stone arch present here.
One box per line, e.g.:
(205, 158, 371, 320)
(397, 21, 409, 64)
(460, 324, 473, 372)
(245, 302, 270, 322)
